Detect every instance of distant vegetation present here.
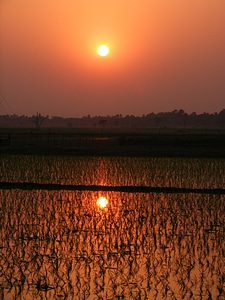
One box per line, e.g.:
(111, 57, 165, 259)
(0, 109, 225, 129)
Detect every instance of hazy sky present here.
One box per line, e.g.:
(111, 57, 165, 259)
(1, 0, 225, 117)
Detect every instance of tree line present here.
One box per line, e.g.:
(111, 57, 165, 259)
(0, 109, 225, 129)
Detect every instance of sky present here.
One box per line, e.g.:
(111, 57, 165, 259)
(0, 0, 225, 117)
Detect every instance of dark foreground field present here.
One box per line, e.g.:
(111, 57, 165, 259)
(0, 128, 225, 157)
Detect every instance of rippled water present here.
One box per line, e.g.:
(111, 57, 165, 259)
(0, 156, 225, 299)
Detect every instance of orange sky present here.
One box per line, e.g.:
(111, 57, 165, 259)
(1, 0, 225, 117)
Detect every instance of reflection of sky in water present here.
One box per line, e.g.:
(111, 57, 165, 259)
(1, 189, 225, 299)
(0, 156, 225, 188)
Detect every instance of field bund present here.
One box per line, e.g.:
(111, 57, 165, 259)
(0, 128, 225, 157)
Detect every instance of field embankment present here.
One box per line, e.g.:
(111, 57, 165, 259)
(0, 128, 225, 157)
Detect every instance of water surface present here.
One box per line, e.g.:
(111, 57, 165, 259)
(0, 156, 225, 299)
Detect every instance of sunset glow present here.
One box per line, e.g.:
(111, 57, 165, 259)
(1, 0, 225, 117)
(97, 45, 109, 57)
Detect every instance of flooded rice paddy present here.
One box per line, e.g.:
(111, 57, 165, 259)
(0, 156, 225, 299)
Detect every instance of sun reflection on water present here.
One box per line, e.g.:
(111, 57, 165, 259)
(1, 188, 225, 299)
(96, 196, 108, 208)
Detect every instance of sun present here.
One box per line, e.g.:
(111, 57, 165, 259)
(96, 196, 108, 208)
(97, 45, 109, 57)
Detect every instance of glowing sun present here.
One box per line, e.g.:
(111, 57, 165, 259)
(96, 196, 108, 208)
(97, 45, 109, 57)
